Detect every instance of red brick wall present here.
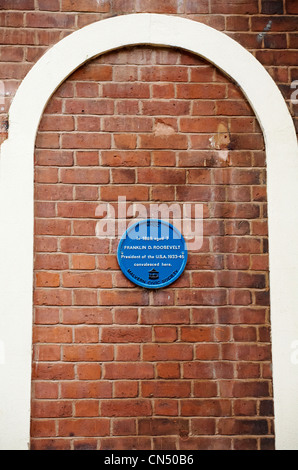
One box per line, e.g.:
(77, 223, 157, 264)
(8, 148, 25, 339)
(1, 0, 297, 452)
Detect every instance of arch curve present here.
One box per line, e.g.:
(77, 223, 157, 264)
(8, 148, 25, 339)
(0, 14, 297, 450)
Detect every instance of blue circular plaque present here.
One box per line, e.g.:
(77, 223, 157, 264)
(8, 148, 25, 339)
(117, 219, 188, 289)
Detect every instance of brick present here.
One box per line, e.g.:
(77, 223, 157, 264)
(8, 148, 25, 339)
(151, 186, 176, 201)
(101, 400, 152, 417)
(33, 382, 59, 399)
(35, 167, 58, 183)
(181, 399, 231, 417)
(154, 326, 177, 343)
(261, 0, 284, 14)
(179, 436, 232, 450)
(35, 272, 60, 288)
(156, 363, 180, 379)
(286, 0, 298, 13)
(193, 382, 218, 398)
(191, 272, 216, 288)
(219, 418, 269, 435)
(74, 185, 99, 201)
(0, 0, 34, 9)
(222, 344, 272, 362)
(180, 117, 228, 133)
(73, 290, 98, 306)
(176, 185, 225, 201)
(35, 150, 74, 167)
(35, 184, 73, 201)
(57, 202, 103, 219)
(142, 100, 190, 116)
(31, 400, 72, 418)
(113, 418, 136, 436)
(226, 16, 250, 31)
(138, 418, 189, 436)
(77, 363, 101, 380)
(60, 237, 109, 254)
(30, 420, 56, 438)
(76, 151, 99, 166)
(35, 219, 71, 236)
(142, 381, 191, 398)
(216, 100, 253, 116)
(114, 345, 140, 361)
(62, 0, 110, 12)
(237, 363, 260, 379)
(99, 290, 149, 306)
(114, 134, 137, 150)
(102, 83, 150, 98)
(75, 401, 99, 417)
(195, 344, 220, 360)
(0, 12, 24, 27)
(263, 33, 287, 49)
(114, 382, 139, 398)
(136, 0, 181, 13)
(72, 220, 97, 235)
(210, 0, 258, 14)
(181, 327, 213, 342)
(76, 115, 101, 132)
(61, 133, 111, 149)
(72, 255, 96, 270)
(256, 50, 297, 66)
(61, 381, 111, 400)
(137, 168, 186, 184)
(143, 344, 193, 361)
(0, 29, 35, 45)
(33, 344, 60, 361)
(217, 272, 266, 289)
(114, 307, 138, 325)
(183, 361, 214, 379)
(39, 115, 74, 131)
(100, 436, 151, 450)
(62, 272, 112, 288)
(100, 185, 149, 201)
(190, 418, 217, 437)
(64, 99, 114, 115)
(176, 289, 227, 306)
(0, 45, 24, 62)
(35, 133, 59, 149)
(34, 307, 60, 325)
(26, 12, 75, 29)
(139, 134, 188, 150)
(61, 307, 113, 325)
(213, 237, 261, 254)
(34, 289, 72, 306)
(32, 363, 75, 380)
(103, 116, 152, 132)
(101, 151, 151, 167)
(140, 308, 190, 324)
(154, 401, 179, 417)
(111, 168, 136, 184)
(72, 64, 112, 81)
(101, 326, 151, 343)
(62, 345, 114, 362)
(152, 83, 175, 98)
(177, 84, 226, 99)
(59, 419, 110, 437)
(38, 0, 60, 10)
(140, 66, 188, 82)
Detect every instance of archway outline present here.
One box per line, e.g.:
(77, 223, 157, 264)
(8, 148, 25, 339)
(0, 13, 297, 450)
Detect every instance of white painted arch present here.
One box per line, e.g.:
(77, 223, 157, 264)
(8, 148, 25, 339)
(0, 13, 297, 450)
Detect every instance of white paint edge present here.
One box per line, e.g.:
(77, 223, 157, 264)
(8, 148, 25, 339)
(0, 13, 297, 450)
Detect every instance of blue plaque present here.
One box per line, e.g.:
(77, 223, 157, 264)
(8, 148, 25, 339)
(117, 219, 188, 289)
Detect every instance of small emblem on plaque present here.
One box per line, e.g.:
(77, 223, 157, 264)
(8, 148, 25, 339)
(149, 269, 159, 280)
